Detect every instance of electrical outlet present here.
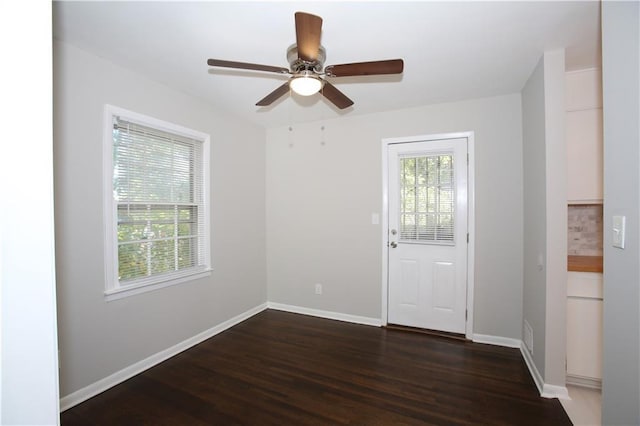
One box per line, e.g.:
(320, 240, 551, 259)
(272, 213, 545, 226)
(315, 283, 322, 295)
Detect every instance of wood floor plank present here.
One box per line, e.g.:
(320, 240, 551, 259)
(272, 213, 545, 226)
(61, 310, 571, 425)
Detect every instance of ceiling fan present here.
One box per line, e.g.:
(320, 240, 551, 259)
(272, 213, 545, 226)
(207, 12, 404, 110)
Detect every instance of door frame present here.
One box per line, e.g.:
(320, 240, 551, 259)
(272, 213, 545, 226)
(381, 131, 475, 339)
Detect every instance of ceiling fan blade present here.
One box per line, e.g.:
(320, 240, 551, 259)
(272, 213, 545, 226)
(295, 12, 322, 62)
(320, 81, 354, 110)
(207, 59, 289, 74)
(325, 59, 404, 77)
(256, 82, 290, 106)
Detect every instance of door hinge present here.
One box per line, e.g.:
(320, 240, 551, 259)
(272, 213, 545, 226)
(467, 153, 469, 164)
(467, 233, 469, 243)
(465, 309, 468, 321)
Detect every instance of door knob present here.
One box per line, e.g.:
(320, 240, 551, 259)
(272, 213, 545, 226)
(390, 242, 398, 248)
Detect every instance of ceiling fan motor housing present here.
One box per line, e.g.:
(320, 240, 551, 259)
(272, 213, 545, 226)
(287, 44, 326, 74)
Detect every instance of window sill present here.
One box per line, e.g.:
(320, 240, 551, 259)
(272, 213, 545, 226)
(104, 269, 212, 302)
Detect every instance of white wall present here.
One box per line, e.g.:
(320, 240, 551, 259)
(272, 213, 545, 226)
(601, 2, 640, 424)
(542, 50, 567, 389)
(53, 41, 267, 397)
(521, 50, 568, 391)
(1, 2, 60, 424)
(266, 94, 524, 339)
(521, 57, 548, 376)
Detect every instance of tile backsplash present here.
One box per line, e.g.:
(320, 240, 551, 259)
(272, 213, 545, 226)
(568, 204, 603, 256)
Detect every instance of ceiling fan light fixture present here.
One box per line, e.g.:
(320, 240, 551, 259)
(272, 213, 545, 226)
(290, 74, 323, 96)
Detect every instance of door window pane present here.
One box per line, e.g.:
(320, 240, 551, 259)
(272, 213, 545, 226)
(399, 153, 455, 243)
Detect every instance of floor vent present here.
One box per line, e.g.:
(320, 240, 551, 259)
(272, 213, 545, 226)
(524, 320, 534, 354)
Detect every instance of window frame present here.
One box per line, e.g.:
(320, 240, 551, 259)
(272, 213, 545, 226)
(103, 104, 211, 301)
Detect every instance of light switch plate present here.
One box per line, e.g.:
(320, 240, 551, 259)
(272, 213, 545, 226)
(613, 215, 626, 249)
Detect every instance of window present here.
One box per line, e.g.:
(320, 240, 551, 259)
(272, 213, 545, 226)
(103, 105, 210, 300)
(399, 153, 455, 243)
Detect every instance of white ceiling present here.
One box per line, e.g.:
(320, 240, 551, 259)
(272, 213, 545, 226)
(53, 1, 601, 128)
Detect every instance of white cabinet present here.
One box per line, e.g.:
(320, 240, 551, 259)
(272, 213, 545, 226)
(566, 272, 603, 386)
(567, 109, 603, 202)
(566, 68, 602, 111)
(566, 69, 603, 203)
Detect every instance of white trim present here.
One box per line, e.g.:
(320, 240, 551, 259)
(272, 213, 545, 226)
(380, 131, 476, 340)
(105, 104, 210, 142)
(103, 105, 118, 297)
(104, 270, 212, 301)
(381, 140, 390, 325)
(542, 384, 570, 400)
(566, 375, 602, 390)
(102, 104, 212, 300)
(519, 341, 570, 399)
(520, 341, 544, 395)
(267, 302, 382, 327)
(565, 67, 601, 76)
(466, 132, 476, 340)
(381, 139, 390, 326)
(472, 334, 521, 348)
(59, 302, 268, 411)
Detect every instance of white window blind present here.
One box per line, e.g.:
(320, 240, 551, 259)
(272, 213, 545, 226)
(399, 154, 455, 243)
(104, 106, 210, 298)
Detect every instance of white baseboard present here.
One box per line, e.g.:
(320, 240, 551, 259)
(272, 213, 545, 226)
(566, 374, 602, 390)
(542, 383, 570, 400)
(519, 342, 569, 400)
(60, 302, 268, 411)
(520, 341, 544, 395)
(267, 302, 382, 327)
(472, 333, 521, 348)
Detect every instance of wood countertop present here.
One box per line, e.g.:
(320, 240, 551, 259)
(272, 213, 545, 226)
(568, 255, 603, 273)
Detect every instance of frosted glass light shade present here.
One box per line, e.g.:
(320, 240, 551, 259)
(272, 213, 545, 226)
(290, 76, 323, 96)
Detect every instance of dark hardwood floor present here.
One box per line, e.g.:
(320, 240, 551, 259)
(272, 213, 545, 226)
(62, 310, 571, 425)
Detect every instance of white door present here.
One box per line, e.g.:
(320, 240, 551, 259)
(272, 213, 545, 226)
(387, 138, 468, 334)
